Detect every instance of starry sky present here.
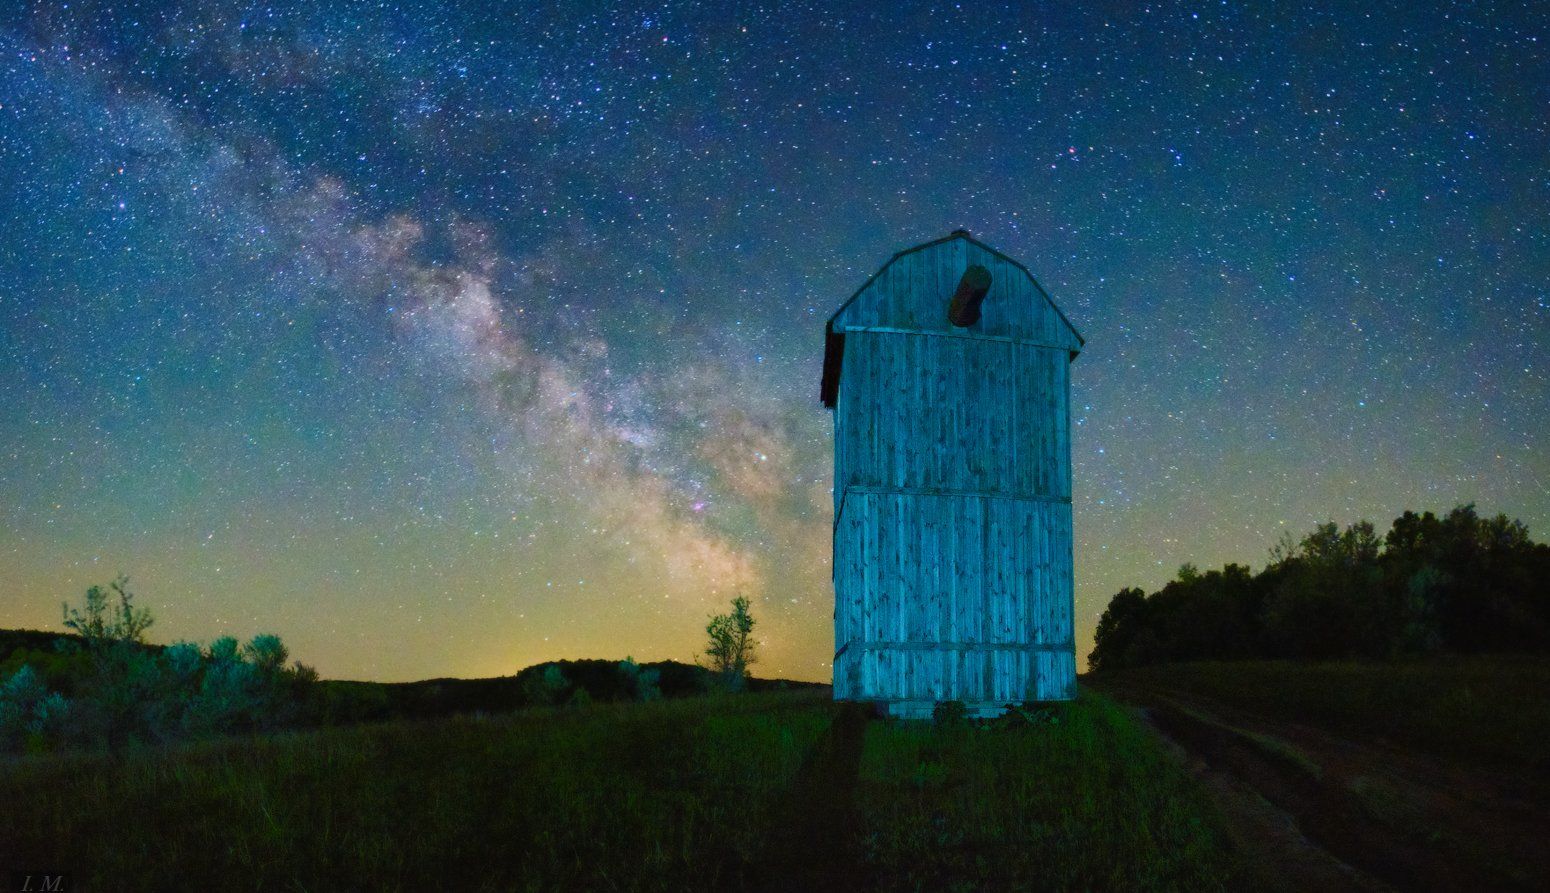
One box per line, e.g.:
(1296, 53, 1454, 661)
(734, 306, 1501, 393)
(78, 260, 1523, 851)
(1, 2, 1546, 682)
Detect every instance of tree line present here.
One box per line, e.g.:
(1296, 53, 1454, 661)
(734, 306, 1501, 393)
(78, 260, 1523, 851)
(1089, 505, 1550, 672)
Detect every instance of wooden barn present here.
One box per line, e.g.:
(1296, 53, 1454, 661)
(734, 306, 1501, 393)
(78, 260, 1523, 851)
(822, 230, 1084, 718)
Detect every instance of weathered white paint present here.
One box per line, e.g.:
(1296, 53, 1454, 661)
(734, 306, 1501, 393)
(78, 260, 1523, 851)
(825, 232, 1082, 718)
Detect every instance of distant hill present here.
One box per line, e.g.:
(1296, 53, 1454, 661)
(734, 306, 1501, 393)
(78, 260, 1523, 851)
(326, 658, 828, 722)
(0, 628, 827, 722)
(0, 628, 87, 655)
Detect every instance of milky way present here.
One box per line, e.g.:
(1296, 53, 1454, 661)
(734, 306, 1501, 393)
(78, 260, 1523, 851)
(1, 2, 1546, 681)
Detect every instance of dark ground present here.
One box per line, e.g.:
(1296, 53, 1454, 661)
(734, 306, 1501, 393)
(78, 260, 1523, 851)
(14, 658, 1540, 889)
(1089, 674, 1550, 892)
(752, 701, 871, 890)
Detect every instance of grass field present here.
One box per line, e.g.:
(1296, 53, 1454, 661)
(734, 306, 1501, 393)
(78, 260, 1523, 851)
(1093, 656, 1550, 779)
(0, 688, 1241, 891)
(0, 692, 831, 890)
(856, 694, 1240, 890)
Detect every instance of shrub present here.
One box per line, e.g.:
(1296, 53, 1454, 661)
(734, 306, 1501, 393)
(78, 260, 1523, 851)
(522, 664, 571, 706)
(617, 657, 662, 702)
(17, 582, 318, 752)
(0, 665, 70, 753)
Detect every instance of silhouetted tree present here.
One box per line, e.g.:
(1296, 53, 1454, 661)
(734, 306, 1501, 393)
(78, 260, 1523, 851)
(1090, 588, 1147, 672)
(62, 575, 153, 648)
(701, 595, 757, 692)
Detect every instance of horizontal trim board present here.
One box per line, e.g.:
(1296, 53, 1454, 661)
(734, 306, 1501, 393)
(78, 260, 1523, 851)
(834, 325, 1078, 354)
(839, 640, 1075, 656)
(841, 485, 1071, 505)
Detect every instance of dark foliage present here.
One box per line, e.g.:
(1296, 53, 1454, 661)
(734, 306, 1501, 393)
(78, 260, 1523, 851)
(3, 579, 820, 755)
(326, 658, 819, 723)
(0, 629, 88, 657)
(1090, 505, 1550, 671)
(1, 691, 1242, 890)
(700, 595, 758, 692)
(3, 631, 824, 751)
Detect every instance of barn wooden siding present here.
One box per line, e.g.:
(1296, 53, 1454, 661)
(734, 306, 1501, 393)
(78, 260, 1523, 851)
(827, 233, 1082, 718)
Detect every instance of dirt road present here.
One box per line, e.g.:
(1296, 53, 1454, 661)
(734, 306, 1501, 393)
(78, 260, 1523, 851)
(1090, 678, 1550, 892)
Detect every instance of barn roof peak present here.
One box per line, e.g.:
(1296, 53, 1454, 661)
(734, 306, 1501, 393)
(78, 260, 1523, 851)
(820, 230, 1084, 407)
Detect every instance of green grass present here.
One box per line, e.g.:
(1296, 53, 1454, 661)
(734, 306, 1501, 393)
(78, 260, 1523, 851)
(855, 692, 1241, 891)
(0, 691, 833, 891)
(1097, 656, 1550, 777)
(0, 689, 1242, 890)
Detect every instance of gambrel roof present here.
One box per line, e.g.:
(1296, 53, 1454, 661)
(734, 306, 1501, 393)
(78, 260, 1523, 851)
(821, 231, 1083, 407)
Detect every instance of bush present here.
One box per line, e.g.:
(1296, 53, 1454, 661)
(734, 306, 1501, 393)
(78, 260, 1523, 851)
(931, 700, 968, 726)
(0, 665, 70, 754)
(522, 664, 571, 706)
(10, 580, 318, 754)
(617, 657, 662, 702)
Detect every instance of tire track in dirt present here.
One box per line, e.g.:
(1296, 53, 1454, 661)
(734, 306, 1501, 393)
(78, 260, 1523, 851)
(1094, 679, 1549, 892)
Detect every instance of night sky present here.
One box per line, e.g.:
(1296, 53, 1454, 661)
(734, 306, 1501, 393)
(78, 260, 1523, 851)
(2, 2, 1546, 682)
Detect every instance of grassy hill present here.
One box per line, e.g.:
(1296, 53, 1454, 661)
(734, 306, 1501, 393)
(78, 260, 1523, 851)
(0, 688, 1241, 891)
(318, 657, 825, 722)
(337, 657, 824, 719)
(7, 621, 1545, 889)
